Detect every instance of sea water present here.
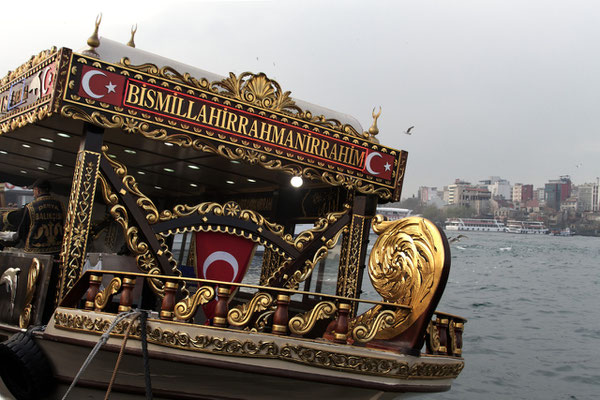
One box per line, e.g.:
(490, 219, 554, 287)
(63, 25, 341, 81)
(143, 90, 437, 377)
(419, 231, 600, 400)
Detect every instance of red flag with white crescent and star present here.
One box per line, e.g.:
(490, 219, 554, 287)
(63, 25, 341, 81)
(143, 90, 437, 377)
(363, 150, 395, 180)
(193, 231, 256, 319)
(77, 66, 126, 106)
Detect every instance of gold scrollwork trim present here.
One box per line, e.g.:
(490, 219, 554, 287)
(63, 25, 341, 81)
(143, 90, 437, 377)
(53, 311, 464, 380)
(288, 301, 337, 336)
(19, 258, 41, 328)
(94, 277, 122, 310)
(174, 286, 215, 321)
(351, 310, 396, 343)
(1, 104, 53, 135)
(59, 104, 394, 200)
(1, 47, 58, 86)
(227, 292, 274, 327)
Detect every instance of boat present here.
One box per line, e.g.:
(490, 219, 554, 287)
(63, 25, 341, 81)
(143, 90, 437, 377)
(0, 19, 466, 400)
(375, 207, 412, 221)
(445, 218, 506, 232)
(550, 227, 573, 236)
(506, 220, 549, 234)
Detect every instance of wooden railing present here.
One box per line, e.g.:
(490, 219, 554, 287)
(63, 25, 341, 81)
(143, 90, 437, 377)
(425, 311, 466, 357)
(60, 270, 464, 356)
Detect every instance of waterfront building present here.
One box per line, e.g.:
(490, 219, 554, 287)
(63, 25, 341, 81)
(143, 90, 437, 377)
(418, 186, 445, 207)
(577, 182, 599, 212)
(480, 176, 512, 200)
(544, 176, 572, 211)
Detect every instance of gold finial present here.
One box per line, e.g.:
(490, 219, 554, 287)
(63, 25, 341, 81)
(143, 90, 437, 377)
(84, 14, 102, 57)
(367, 106, 381, 143)
(127, 24, 137, 48)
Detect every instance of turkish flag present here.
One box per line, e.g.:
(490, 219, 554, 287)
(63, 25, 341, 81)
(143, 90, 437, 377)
(363, 150, 395, 180)
(77, 66, 126, 106)
(193, 232, 256, 319)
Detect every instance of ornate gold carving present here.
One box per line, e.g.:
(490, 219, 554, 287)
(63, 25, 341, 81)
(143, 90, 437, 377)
(19, 258, 41, 328)
(59, 105, 395, 200)
(102, 146, 160, 224)
(53, 311, 464, 380)
(363, 216, 446, 340)
(288, 301, 337, 336)
(58, 150, 101, 301)
(94, 277, 122, 310)
(265, 207, 349, 288)
(0, 47, 58, 86)
(351, 310, 396, 343)
(160, 201, 289, 242)
(174, 286, 215, 320)
(366, 107, 381, 142)
(227, 292, 274, 327)
(0, 104, 53, 135)
(336, 212, 369, 311)
(427, 321, 441, 353)
(213, 72, 301, 114)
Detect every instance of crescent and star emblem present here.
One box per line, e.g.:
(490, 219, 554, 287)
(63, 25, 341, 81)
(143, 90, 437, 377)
(202, 251, 239, 280)
(365, 152, 392, 175)
(81, 70, 118, 99)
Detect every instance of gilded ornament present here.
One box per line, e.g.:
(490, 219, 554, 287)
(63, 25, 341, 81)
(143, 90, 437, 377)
(228, 292, 274, 327)
(94, 277, 122, 310)
(53, 311, 463, 379)
(288, 301, 337, 336)
(357, 216, 446, 340)
(19, 258, 41, 328)
(174, 286, 215, 320)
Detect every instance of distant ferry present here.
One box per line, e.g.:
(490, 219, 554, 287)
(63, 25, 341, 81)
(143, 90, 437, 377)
(506, 220, 549, 234)
(377, 207, 412, 220)
(445, 218, 506, 232)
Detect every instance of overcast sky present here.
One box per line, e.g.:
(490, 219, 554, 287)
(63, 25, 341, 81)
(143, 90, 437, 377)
(2, 0, 599, 197)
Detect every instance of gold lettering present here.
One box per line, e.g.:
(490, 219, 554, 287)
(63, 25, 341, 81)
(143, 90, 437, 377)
(319, 140, 330, 158)
(144, 89, 156, 109)
(156, 92, 170, 112)
(338, 145, 350, 164)
(185, 99, 196, 119)
(282, 131, 294, 148)
(259, 122, 271, 140)
(329, 143, 338, 161)
(238, 115, 250, 135)
(295, 132, 306, 152)
(195, 105, 208, 123)
(351, 149, 365, 166)
(169, 95, 178, 115)
(175, 97, 186, 117)
(208, 107, 223, 127)
(309, 136, 321, 155)
(126, 83, 141, 105)
(226, 112, 239, 132)
(248, 120, 258, 137)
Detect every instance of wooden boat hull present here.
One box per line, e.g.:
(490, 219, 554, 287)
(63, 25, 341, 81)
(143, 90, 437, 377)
(18, 307, 461, 400)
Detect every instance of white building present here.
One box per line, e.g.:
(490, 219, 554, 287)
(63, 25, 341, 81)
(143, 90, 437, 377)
(578, 182, 599, 212)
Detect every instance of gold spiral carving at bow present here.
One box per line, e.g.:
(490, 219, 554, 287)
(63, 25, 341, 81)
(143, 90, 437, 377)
(364, 216, 446, 340)
(19, 258, 41, 328)
(288, 301, 337, 336)
(174, 286, 215, 320)
(228, 292, 273, 327)
(94, 277, 122, 310)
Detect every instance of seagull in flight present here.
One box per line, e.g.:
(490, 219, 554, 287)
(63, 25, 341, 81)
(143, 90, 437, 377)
(448, 234, 468, 243)
(404, 126, 415, 135)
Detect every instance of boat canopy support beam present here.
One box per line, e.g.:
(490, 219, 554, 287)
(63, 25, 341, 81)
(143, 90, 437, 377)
(336, 194, 378, 317)
(58, 123, 104, 301)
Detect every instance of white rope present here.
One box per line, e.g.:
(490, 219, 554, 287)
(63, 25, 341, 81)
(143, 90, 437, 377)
(61, 310, 139, 400)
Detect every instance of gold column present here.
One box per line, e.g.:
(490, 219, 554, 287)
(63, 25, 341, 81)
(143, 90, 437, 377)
(336, 195, 376, 317)
(57, 149, 101, 301)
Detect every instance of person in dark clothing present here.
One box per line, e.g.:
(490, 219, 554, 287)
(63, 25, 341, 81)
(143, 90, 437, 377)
(17, 179, 65, 254)
(11, 179, 65, 323)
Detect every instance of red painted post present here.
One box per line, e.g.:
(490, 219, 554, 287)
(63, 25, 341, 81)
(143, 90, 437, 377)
(272, 294, 290, 335)
(213, 287, 231, 328)
(160, 281, 178, 320)
(85, 274, 102, 311)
